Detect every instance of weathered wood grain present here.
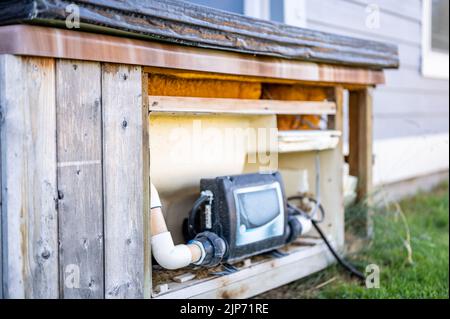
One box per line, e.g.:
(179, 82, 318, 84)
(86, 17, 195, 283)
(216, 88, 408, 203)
(349, 88, 374, 236)
(102, 64, 145, 299)
(56, 60, 104, 299)
(142, 72, 151, 299)
(0, 0, 399, 69)
(0, 55, 58, 298)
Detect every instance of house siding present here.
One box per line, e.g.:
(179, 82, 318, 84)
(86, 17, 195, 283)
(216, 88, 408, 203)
(186, 0, 449, 185)
(304, 0, 449, 185)
(305, 0, 448, 137)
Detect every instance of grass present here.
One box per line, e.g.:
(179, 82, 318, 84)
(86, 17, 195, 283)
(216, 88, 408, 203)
(258, 182, 449, 299)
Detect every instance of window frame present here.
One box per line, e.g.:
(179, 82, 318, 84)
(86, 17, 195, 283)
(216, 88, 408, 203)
(422, 0, 449, 79)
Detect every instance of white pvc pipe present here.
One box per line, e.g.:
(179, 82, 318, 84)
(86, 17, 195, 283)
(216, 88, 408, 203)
(151, 183, 203, 270)
(295, 214, 313, 235)
(152, 232, 193, 270)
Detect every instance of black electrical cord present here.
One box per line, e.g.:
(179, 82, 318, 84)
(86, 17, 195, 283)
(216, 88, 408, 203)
(187, 195, 209, 239)
(288, 196, 366, 283)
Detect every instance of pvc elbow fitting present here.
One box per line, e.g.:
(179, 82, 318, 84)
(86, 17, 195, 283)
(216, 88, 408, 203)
(151, 231, 193, 270)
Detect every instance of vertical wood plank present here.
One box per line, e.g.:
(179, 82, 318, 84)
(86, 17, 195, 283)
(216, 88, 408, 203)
(348, 92, 360, 178)
(322, 86, 345, 249)
(56, 60, 104, 299)
(102, 64, 145, 299)
(331, 86, 345, 248)
(349, 88, 374, 236)
(141, 72, 151, 299)
(0, 55, 58, 298)
(349, 89, 374, 201)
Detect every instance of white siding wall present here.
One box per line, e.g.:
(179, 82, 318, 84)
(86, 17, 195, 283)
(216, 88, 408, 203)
(301, 0, 449, 185)
(186, 0, 449, 185)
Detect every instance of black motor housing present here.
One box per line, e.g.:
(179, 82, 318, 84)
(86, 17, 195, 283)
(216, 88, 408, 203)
(193, 172, 288, 264)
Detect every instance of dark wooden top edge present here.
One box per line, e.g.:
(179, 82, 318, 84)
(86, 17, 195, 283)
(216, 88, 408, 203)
(0, 0, 399, 69)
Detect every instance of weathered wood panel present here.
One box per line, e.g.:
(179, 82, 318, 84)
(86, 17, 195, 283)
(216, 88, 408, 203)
(0, 0, 399, 69)
(0, 55, 58, 298)
(102, 64, 145, 299)
(56, 60, 104, 299)
(142, 73, 151, 299)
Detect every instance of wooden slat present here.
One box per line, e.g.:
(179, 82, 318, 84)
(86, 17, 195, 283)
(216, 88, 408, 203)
(0, 55, 58, 298)
(330, 86, 345, 247)
(142, 72, 151, 299)
(102, 64, 145, 299)
(149, 96, 336, 115)
(56, 60, 104, 299)
(0, 25, 386, 87)
(278, 131, 341, 153)
(262, 84, 329, 130)
(349, 88, 374, 236)
(349, 89, 374, 200)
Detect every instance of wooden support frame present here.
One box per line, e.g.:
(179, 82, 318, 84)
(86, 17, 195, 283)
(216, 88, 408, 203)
(0, 49, 378, 299)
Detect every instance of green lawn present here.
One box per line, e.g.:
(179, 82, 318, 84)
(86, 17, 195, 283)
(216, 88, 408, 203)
(259, 182, 449, 299)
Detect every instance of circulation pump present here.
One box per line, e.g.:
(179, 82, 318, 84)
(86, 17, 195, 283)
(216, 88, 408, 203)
(151, 171, 366, 281)
(150, 172, 312, 270)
